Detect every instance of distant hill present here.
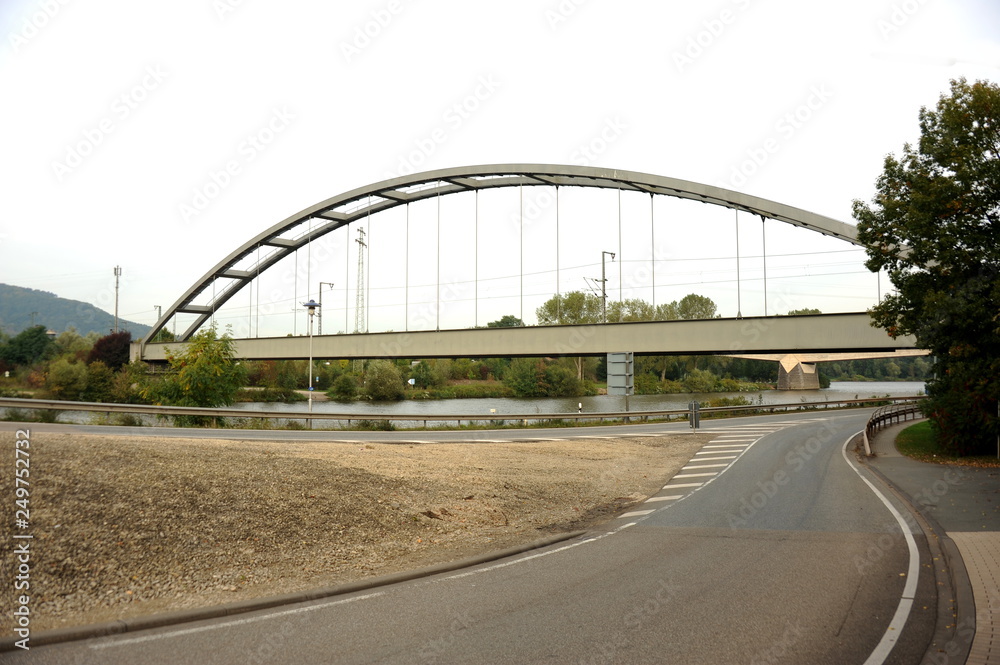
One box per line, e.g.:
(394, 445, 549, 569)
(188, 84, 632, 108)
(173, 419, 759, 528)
(0, 283, 151, 338)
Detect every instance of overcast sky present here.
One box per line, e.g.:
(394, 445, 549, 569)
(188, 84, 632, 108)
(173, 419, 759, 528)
(2, 0, 998, 338)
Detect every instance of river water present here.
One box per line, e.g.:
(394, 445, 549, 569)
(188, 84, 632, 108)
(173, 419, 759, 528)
(16, 381, 924, 427)
(231, 381, 925, 419)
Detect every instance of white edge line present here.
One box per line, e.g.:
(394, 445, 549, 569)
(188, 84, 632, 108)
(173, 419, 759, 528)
(90, 591, 386, 649)
(840, 431, 919, 665)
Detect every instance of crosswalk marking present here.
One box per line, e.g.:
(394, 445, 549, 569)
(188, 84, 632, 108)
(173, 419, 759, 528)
(614, 420, 799, 523)
(621, 509, 656, 518)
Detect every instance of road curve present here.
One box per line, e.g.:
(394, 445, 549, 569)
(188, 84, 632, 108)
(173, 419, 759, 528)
(9, 411, 937, 664)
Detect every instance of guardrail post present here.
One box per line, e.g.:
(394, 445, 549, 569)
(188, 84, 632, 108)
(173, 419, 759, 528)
(689, 401, 700, 432)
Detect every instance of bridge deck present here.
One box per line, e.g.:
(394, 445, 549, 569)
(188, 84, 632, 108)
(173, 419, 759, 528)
(135, 313, 918, 362)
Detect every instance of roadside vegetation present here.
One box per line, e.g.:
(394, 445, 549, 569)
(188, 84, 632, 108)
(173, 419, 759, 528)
(855, 78, 999, 456)
(1, 293, 930, 424)
(896, 421, 1000, 467)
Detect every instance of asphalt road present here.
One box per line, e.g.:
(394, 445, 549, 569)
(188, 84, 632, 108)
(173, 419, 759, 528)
(9, 411, 938, 664)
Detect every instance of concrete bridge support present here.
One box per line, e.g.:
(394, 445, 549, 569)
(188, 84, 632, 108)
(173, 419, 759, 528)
(777, 355, 820, 390)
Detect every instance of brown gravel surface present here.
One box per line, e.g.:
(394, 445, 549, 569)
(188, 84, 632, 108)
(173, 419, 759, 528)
(0, 430, 711, 635)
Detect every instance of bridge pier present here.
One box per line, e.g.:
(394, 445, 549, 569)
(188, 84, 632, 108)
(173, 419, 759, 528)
(777, 355, 820, 390)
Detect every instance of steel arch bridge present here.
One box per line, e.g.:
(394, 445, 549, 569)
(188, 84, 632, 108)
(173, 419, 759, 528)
(143, 163, 864, 353)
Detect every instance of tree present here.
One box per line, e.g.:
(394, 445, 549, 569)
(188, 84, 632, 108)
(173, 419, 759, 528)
(536, 291, 603, 380)
(410, 360, 436, 389)
(654, 302, 680, 320)
(82, 360, 115, 402)
(503, 358, 548, 397)
(487, 315, 525, 328)
(46, 357, 88, 400)
(787, 308, 822, 316)
(54, 328, 94, 361)
(363, 360, 404, 401)
(0, 326, 53, 367)
(535, 291, 603, 325)
(676, 293, 718, 320)
(148, 326, 247, 408)
(330, 373, 358, 400)
(854, 78, 1000, 455)
(88, 330, 132, 371)
(607, 298, 654, 322)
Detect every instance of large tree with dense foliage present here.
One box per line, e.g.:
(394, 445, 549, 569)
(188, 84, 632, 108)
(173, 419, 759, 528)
(363, 360, 405, 401)
(0, 325, 53, 367)
(853, 78, 999, 455)
(88, 330, 132, 371)
(535, 291, 603, 325)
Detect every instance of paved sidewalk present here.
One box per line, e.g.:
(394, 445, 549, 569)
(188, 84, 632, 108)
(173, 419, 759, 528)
(868, 420, 1000, 665)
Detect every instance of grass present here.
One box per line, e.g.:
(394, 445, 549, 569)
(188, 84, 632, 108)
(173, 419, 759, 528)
(895, 420, 1000, 467)
(895, 421, 939, 460)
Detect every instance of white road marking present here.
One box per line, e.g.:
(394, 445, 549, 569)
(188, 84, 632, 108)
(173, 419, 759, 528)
(673, 472, 718, 479)
(621, 509, 656, 518)
(646, 495, 683, 502)
(690, 455, 737, 461)
(663, 482, 703, 489)
(682, 463, 730, 470)
(90, 591, 387, 649)
(840, 433, 919, 665)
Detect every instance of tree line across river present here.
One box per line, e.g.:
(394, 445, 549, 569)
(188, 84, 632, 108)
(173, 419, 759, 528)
(0, 289, 929, 408)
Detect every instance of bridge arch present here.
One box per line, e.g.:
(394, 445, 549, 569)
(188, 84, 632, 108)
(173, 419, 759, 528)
(144, 164, 860, 345)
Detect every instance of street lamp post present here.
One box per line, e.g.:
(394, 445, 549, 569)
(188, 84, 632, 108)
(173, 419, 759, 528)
(318, 282, 335, 335)
(302, 299, 321, 416)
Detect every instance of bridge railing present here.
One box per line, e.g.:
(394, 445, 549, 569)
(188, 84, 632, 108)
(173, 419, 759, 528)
(0, 396, 925, 431)
(862, 399, 926, 455)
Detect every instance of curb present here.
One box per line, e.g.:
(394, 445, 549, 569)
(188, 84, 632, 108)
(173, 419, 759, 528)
(0, 530, 586, 652)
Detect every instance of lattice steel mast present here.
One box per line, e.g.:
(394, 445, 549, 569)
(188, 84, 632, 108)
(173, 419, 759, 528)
(354, 228, 367, 333)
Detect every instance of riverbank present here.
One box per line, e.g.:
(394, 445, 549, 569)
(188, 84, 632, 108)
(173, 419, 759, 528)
(0, 431, 710, 635)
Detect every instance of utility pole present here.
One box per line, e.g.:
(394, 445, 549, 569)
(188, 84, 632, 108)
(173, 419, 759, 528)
(113, 266, 122, 333)
(353, 229, 367, 374)
(601, 251, 615, 323)
(354, 229, 367, 333)
(318, 282, 335, 335)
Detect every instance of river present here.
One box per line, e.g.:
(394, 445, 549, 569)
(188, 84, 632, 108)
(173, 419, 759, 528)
(16, 381, 925, 427)
(230, 381, 926, 419)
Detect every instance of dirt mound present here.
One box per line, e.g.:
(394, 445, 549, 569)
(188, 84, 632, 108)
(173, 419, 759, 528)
(0, 431, 708, 633)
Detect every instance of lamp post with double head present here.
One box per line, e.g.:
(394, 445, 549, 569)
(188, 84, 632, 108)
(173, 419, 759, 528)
(302, 299, 321, 413)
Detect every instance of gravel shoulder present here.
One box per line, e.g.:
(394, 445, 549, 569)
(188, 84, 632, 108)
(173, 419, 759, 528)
(0, 430, 711, 635)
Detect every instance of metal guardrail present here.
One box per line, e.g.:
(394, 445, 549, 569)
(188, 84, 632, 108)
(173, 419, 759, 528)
(0, 395, 926, 430)
(862, 399, 926, 455)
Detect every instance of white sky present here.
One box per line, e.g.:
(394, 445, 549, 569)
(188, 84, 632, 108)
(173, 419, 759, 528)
(2, 0, 998, 338)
